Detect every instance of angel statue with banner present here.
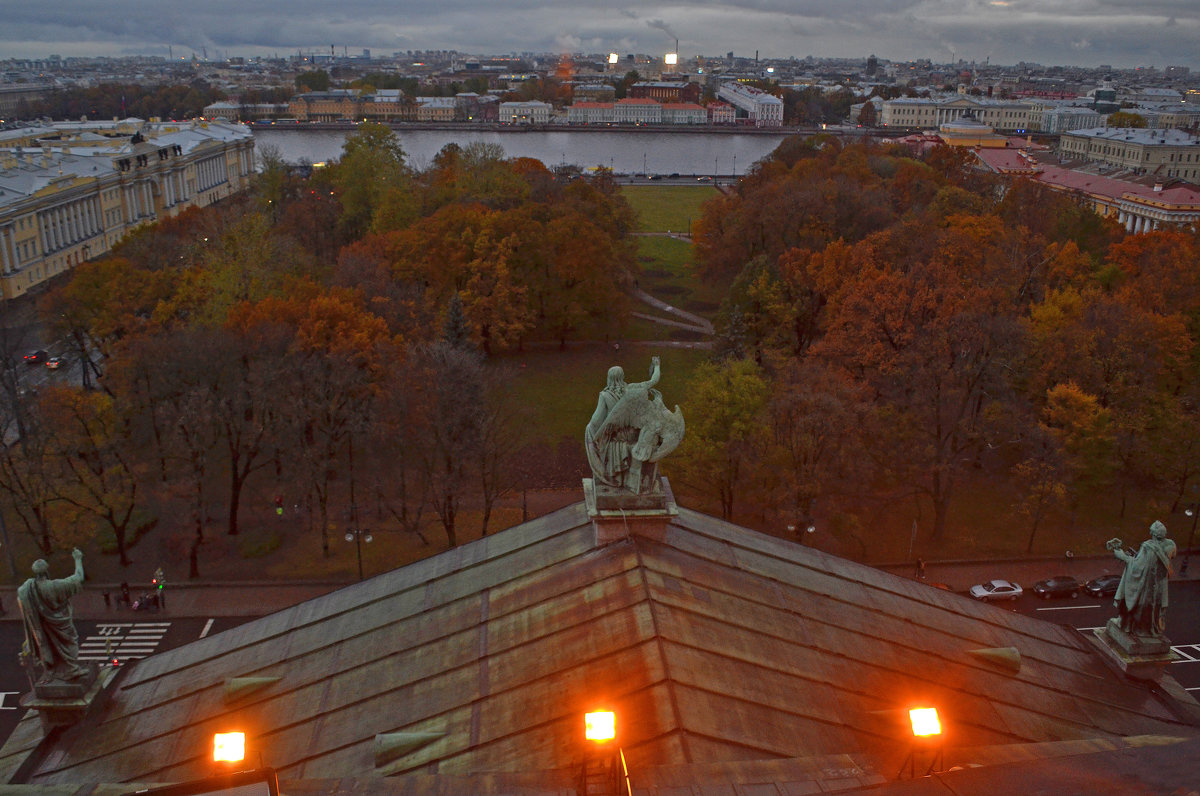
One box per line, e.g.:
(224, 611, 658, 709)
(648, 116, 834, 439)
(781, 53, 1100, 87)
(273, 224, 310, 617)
(585, 356, 685, 496)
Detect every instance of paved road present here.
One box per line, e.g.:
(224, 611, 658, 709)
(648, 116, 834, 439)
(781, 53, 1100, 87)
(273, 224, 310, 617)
(0, 614, 256, 744)
(998, 579, 1200, 694)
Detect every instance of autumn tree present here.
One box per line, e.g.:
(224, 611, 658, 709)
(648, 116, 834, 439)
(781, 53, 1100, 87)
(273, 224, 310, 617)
(295, 70, 331, 92)
(117, 330, 225, 577)
(240, 291, 395, 556)
(764, 359, 869, 534)
(1106, 111, 1148, 128)
(409, 341, 485, 546)
(330, 122, 412, 238)
(811, 216, 1024, 542)
(0, 392, 58, 555)
(673, 358, 768, 521)
(40, 257, 170, 387)
(40, 388, 141, 566)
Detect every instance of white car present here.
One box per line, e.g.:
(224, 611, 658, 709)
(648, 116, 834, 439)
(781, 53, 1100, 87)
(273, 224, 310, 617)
(969, 579, 1022, 602)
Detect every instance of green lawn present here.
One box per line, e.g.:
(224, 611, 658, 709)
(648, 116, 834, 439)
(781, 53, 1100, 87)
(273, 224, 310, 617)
(635, 236, 726, 316)
(622, 185, 719, 232)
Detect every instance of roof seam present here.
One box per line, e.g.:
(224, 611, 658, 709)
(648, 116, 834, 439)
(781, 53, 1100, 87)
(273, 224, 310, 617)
(634, 535, 691, 764)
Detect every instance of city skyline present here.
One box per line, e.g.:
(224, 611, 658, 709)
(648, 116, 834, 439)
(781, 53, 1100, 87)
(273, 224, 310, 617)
(2, 0, 1199, 70)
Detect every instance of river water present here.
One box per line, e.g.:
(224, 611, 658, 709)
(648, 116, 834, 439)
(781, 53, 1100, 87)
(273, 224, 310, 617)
(252, 127, 790, 176)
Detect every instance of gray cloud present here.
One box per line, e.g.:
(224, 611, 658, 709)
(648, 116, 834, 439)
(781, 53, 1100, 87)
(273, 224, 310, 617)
(0, 0, 1197, 67)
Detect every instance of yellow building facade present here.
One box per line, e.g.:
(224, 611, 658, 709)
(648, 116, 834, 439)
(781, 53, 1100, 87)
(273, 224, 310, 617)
(0, 119, 255, 301)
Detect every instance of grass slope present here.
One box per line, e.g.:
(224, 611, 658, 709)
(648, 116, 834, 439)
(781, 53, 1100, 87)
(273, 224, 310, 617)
(622, 185, 718, 232)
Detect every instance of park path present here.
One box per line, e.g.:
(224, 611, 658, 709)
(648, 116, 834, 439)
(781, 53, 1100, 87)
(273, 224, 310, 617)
(631, 287, 713, 337)
(629, 231, 714, 342)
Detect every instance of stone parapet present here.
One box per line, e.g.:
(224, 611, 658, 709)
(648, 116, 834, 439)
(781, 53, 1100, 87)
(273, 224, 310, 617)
(584, 477, 679, 545)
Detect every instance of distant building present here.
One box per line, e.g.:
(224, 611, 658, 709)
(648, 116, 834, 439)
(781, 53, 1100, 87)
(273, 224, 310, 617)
(415, 96, 455, 122)
(0, 119, 255, 301)
(202, 101, 290, 122)
(498, 100, 551, 124)
(707, 101, 736, 125)
(1037, 104, 1102, 134)
(1058, 127, 1200, 183)
(573, 83, 616, 102)
(0, 82, 54, 119)
(937, 115, 1009, 147)
(880, 96, 1033, 133)
(974, 147, 1200, 233)
(661, 102, 707, 125)
(567, 101, 613, 125)
(288, 90, 361, 121)
(630, 81, 701, 104)
(1135, 104, 1200, 132)
(716, 83, 783, 127)
(455, 93, 498, 122)
(613, 98, 661, 125)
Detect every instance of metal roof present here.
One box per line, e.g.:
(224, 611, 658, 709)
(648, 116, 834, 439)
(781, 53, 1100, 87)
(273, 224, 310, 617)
(2, 502, 1196, 792)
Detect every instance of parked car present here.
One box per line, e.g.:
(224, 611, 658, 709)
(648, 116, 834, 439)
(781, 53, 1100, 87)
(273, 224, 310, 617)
(969, 579, 1022, 602)
(1085, 574, 1121, 598)
(1032, 575, 1081, 599)
(23, 349, 48, 364)
(45, 356, 65, 370)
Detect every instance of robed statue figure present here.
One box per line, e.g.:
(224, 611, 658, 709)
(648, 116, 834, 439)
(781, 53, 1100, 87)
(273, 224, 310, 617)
(17, 549, 89, 685)
(1106, 521, 1176, 638)
(586, 356, 685, 495)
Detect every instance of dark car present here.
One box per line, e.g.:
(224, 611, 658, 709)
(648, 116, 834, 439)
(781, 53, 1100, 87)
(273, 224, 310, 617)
(1032, 575, 1081, 599)
(1085, 574, 1121, 598)
(23, 349, 48, 365)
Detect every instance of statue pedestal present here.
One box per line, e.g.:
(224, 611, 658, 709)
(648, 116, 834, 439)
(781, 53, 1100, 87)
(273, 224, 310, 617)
(1091, 620, 1178, 681)
(584, 477, 679, 546)
(19, 663, 106, 732)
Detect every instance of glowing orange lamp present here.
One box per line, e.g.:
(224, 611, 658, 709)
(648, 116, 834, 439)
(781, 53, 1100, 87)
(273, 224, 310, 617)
(213, 732, 246, 763)
(908, 707, 941, 737)
(585, 711, 616, 742)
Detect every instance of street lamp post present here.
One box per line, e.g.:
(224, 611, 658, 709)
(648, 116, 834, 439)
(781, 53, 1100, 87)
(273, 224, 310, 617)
(344, 435, 372, 581)
(1183, 504, 1199, 576)
(732, 154, 736, 175)
(345, 526, 373, 581)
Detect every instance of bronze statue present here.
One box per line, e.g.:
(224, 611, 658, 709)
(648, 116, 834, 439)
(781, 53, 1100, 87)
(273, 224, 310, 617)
(1106, 521, 1176, 637)
(17, 549, 89, 685)
(585, 356, 685, 494)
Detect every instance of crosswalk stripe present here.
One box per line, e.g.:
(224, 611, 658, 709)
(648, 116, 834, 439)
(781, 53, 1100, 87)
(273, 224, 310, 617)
(78, 622, 171, 661)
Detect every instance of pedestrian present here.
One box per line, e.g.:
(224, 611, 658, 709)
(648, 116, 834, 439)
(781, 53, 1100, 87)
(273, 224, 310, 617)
(120, 581, 131, 607)
(102, 591, 111, 609)
(917, 558, 926, 580)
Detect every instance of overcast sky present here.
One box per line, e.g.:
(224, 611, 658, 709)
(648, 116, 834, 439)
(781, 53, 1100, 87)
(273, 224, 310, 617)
(3, 0, 1198, 70)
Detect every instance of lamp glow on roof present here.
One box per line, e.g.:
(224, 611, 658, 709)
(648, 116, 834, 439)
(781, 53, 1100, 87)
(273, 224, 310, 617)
(585, 711, 616, 742)
(213, 732, 245, 762)
(908, 708, 941, 737)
